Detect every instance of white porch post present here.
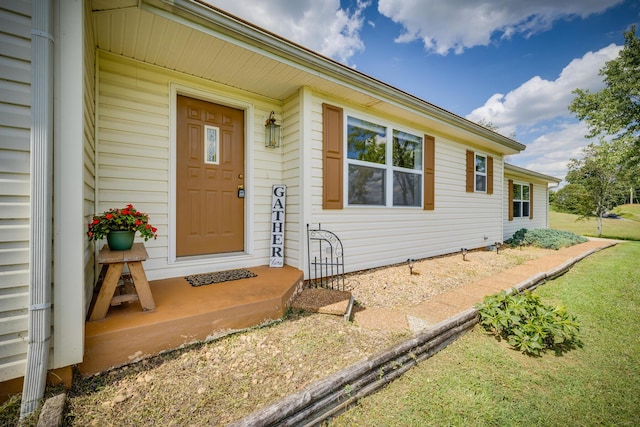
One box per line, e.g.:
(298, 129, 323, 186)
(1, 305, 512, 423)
(53, 0, 85, 367)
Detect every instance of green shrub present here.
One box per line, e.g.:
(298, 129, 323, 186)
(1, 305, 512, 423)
(505, 228, 588, 250)
(476, 289, 581, 356)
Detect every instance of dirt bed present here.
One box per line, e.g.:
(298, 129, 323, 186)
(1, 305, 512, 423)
(65, 245, 556, 426)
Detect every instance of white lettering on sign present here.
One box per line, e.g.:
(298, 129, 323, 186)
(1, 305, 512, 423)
(270, 185, 286, 267)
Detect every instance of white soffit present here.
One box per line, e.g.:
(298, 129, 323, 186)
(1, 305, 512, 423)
(91, 1, 525, 154)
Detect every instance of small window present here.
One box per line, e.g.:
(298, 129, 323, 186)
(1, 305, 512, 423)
(346, 115, 423, 207)
(513, 183, 530, 218)
(475, 154, 486, 192)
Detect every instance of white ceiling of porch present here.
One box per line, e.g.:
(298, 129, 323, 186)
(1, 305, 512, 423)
(89, 0, 525, 154)
(90, 4, 362, 103)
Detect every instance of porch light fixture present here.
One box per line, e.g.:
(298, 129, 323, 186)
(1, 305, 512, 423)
(461, 248, 468, 261)
(407, 258, 416, 275)
(265, 111, 281, 148)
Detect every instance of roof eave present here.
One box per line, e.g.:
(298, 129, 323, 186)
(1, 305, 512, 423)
(505, 163, 562, 183)
(142, 0, 526, 154)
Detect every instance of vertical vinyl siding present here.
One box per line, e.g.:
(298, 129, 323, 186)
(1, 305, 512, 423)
(0, 2, 31, 382)
(308, 93, 504, 274)
(95, 52, 282, 280)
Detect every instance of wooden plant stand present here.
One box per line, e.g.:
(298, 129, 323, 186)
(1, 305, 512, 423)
(88, 243, 156, 321)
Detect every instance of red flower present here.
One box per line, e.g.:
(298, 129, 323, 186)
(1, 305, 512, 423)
(87, 204, 157, 242)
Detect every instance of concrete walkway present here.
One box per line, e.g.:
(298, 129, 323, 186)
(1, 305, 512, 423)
(353, 239, 617, 335)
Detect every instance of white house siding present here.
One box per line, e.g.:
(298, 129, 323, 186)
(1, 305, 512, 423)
(0, 1, 31, 382)
(281, 91, 302, 271)
(307, 93, 505, 275)
(93, 51, 285, 285)
(83, 1, 97, 312)
(503, 178, 551, 242)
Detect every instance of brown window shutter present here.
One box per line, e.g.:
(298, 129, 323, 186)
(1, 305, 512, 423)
(529, 183, 534, 219)
(322, 103, 343, 209)
(487, 156, 494, 195)
(424, 135, 435, 210)
(466, 150, 474, 192)
(508, 179, 514, 221)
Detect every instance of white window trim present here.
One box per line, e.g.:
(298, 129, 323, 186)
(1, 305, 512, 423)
(343, 111, 424, 208)
(512, 182, 530, 218)
(475, 153, 487, 193)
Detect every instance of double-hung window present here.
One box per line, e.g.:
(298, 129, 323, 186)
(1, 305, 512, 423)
(346, 116, 423, 207)
(512, 183, 530, 218)
(475, 154, 487, 192)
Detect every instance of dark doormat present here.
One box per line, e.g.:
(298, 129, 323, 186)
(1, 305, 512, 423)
(186, 268, 257, 287)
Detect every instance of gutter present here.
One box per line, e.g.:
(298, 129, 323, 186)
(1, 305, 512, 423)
(21, 0, 54, 418)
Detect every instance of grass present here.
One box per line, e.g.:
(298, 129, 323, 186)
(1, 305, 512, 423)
(331, 242, 640, 426)
(550, 204, 640, 240)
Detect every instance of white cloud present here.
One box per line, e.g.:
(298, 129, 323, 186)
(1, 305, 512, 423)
(203, 0, 370, 64)
(378, 0, 624, 55)
(507, 120, 591, 180)
(466, 43, 623, 136)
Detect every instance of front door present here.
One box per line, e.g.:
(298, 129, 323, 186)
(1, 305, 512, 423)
(176, 95, 245, 257)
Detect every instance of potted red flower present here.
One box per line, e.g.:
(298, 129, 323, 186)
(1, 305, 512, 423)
(87, 204, 158, 250)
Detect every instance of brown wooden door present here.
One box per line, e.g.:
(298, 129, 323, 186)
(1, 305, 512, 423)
(176, 95, 245, 257)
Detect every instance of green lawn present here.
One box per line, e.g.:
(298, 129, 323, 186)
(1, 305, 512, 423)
(332, 242, 640, 426)
(550, 204, 640, 240)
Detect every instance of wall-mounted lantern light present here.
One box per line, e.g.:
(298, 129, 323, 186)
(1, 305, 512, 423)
(265, 111, 281, 148)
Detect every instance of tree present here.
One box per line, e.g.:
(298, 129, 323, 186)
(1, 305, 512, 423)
(569, 25, 640, 208)
(551, 184, 591, 214)
(569, 25, 640, 155)
(476, 119, 517, 139)
(565, 141, 628, 236)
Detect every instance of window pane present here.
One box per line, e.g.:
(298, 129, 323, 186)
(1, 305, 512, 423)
(476, 175, 486, 192)
(347, 117, 386, 164)
(393, 171, 422, 206)
(348, 164, 385, 205)
(393, 130, 422, 170)
(475, 155, 486, 173)
(513, 183, 522, 200)
(523, 201, 530, 217)
(523, 185, 530, 200)
(513, 201, 521, 218)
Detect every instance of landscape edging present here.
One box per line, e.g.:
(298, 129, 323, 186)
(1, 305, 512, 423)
(230, 242, 617, 427)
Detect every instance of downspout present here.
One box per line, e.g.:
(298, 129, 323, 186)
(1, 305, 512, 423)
(21, 0, 54, 418)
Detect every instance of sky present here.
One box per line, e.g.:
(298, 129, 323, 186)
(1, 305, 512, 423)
(204, 0, 638, 181)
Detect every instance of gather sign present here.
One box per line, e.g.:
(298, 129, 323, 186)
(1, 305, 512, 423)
(270, 184, 286, 267)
